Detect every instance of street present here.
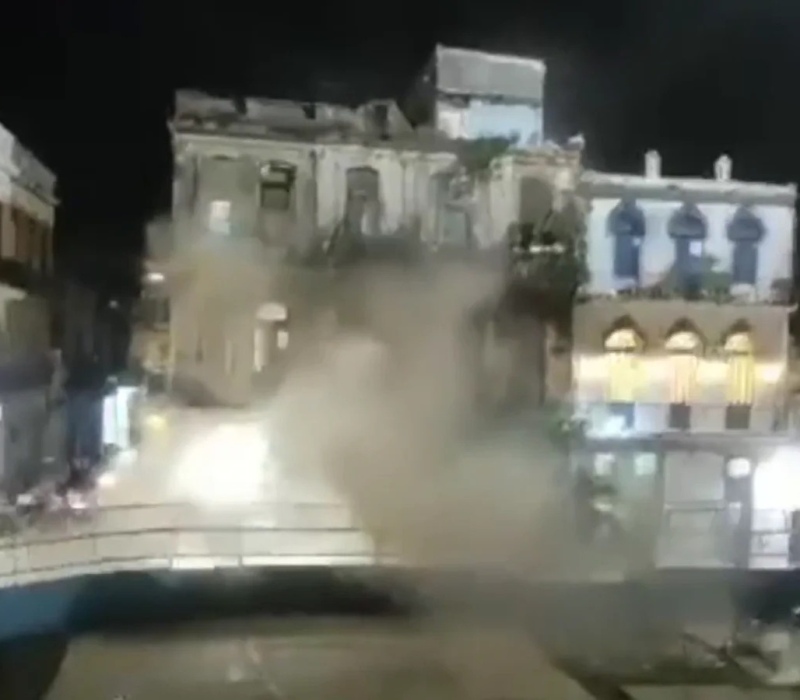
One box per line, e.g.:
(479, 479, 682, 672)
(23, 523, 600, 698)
(46, 618, 607, 700)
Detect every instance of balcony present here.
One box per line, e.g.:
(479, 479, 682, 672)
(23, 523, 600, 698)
(584, 257, 793, 306)
(574, 400, 788, 438)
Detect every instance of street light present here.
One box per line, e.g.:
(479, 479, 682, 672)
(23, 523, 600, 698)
(144, 271, 165, 284)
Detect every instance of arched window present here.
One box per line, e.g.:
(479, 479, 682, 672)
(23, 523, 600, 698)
(664, 322, 702, 429)
(723, 324, 755, 429)
(668, 203, 707, 296)
(608, 199, 646, 285)
(665, 324, 702, 403)
(603, 320, 644, 404)
(727, 207, 765, 286)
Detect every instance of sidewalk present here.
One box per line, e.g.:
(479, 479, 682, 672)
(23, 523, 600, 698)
(2, 395, 68, 501)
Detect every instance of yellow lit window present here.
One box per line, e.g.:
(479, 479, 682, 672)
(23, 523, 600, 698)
(724, 331, 755, 404)
(604, 327, 642, 402)
(665, 330, 701, 403)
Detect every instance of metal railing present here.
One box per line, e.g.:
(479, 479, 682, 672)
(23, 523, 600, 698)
(5, 499, 795, 587)
(574, 400, 785, 436)
(0, 501, 385, 588)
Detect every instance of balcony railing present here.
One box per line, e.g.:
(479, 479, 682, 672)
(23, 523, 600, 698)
(0, 500, 655, 587)
(583, 274, 793, 306)
(574, 400, 789, 437)
(0, 502, 381, 588)
(3, 498, 800, 587)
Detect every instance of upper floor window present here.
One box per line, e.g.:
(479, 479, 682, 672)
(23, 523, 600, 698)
(259, 162, 295, 212)
(208, 200, 231, 235)
(608, 199, 646, 284)
(668, 203, 707, 297)
(727, 207, 765, 286)
(345, 167, 381, 237)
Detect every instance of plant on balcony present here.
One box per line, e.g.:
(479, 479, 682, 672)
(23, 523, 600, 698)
(637, 254, 733, 302)
(771, 277, 793, 303)
(507, 187, 588, 334)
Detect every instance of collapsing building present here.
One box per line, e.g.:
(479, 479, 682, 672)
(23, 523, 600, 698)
(142, 45, 583, 407)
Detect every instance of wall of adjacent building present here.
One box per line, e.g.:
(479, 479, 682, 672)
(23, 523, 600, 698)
(572, 299, 791, 434)
(0, 122, 56, 276)
(584, 194, 794, 302)
(0, 124, 60, 495)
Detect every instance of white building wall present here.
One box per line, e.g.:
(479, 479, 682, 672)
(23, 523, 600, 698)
(175, 132, 582, 255)
(585, 196, 794, 300)
(313, 146, 567, 249)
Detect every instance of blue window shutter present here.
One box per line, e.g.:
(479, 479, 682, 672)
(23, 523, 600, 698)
(674, 238, 703, 291)
(732, 240, 758, 284)
(613, 233, 640, 279)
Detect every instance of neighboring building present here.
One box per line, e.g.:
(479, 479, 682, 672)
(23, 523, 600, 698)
(146, 47, 583, 406)
(0, 123, 56, 283)
(572, 151, 797, 569)
(0, 121, 60, 494)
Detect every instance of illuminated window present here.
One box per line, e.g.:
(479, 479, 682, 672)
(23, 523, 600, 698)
(724, 331, 755, 405)
(665, 328, 701, 404)
(604, 325, 642, 403)
(208, 200, 231, 235)
(253, 326, 266, 372)
(724, 328, 754, 430)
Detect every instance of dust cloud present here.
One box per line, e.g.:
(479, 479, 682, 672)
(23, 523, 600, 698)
(268, 260, 574, 579)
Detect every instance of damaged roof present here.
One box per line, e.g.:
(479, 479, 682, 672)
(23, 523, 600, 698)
(172, 90, 414, 142)
(432, 45, 546, 103)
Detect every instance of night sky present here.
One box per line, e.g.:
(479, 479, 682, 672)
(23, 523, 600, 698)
(1, 0, 798, 291)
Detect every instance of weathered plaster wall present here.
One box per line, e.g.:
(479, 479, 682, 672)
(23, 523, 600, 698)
(171, 133, 582, 254)
(163, 131, 583, 405)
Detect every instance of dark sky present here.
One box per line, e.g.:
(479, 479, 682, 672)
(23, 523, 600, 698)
(1, 0, 799, 287)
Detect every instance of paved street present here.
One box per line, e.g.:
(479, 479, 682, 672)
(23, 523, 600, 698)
(47, 618, 603, 700)
(47, 617, 798, 700)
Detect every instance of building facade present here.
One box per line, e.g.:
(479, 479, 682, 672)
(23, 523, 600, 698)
(143, 47, 582, 407)
(572, 152, 797, 569)
(405, 44, 546, 147)
(0, 121, 60, 495)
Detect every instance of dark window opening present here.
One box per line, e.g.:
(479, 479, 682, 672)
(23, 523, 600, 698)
(732, 240, 759, 285)
(142, 298, 169, 326)
(260, 163, 295, 212)
(373, 104, 389, 139)
(668, 205, 707, 296)
(613, 232, 641, 280)
(608, 201, 645, 283)
(725, 404, 751, 430)
(608, 401, 635, 429)
(668, 403, 691, 430)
